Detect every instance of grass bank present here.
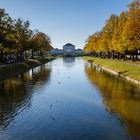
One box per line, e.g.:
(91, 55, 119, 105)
(0, 57, 55, 81)
(84, 56, 140, 85)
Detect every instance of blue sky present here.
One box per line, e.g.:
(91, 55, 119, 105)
(0, 0, 131, 49)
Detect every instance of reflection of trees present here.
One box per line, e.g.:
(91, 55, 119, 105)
(85, 64, 140, 137)
(0, 65, 51, 129)
(21, 65, 51, 85)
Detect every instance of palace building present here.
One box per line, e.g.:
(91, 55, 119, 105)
(47, 43, 84, 56)
(63, 43, 75, 55)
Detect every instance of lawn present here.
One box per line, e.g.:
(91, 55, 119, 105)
(84, 56, 140, 82)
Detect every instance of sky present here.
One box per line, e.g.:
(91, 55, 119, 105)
(0, 0, 132, 49)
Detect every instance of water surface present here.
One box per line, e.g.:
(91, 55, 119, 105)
(0, 58, 140, 140)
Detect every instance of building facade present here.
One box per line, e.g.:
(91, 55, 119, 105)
(63, 43, 75, 55)
(47, 43, 84, 56)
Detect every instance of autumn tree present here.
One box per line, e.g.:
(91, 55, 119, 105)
(99, 14, 118, 58)
(0, 8, 14, 61)
(13, 18, 32, 59)
(84, 0, 140, 61)
(112, 12, 128, 59)
(122, 0, 140, 61)
(0, 8, 54, 63)
(30, 31, 53, 58)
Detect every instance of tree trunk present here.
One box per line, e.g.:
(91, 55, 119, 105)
(112, 51, 115, 59)
(31, 50, 34, 59)
(100, 52, 102, 58)
(123, 53, 126, 61)
(38, 51, 40, 58)
(107, 52, 111, 59)
(40, 51, 44, 58)
(20, 51, 24, 60)
(0, 50, 4, 62)
(132, 51, 135, 61)
(135, 49, 138, 61)
(117, 52, 120, 60)
(16, 51, 19, 62)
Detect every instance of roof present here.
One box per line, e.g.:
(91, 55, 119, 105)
(63, 43, 75, 47)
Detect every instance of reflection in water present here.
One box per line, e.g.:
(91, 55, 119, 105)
(0, 58, 140, 140)
(85, 62, 140, 137)
(0, 65, 51, 129)
(63, 57, 75, 67)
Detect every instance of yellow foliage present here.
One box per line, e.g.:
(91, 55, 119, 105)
(84, 1, 140, 56)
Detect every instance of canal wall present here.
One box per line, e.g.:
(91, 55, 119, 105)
(0, 58, 55, 81)
(92, 63, 140, 86)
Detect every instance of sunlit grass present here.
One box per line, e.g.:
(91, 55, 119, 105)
(84, 56, 140, 82)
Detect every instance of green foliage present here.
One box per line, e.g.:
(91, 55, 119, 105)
(31, 31, 52, 52)
(0, 8, 53, 62)
(13, 18, 32, 51)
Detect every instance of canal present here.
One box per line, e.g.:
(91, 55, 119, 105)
(0, 57, 140, 140)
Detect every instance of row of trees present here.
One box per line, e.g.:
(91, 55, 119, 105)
(84, 0, 140, 61)
(0, 8, 53, 63)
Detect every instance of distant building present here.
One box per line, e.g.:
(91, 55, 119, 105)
(47, 43, 84, 56)
(75, 49, 84, 55)
(63, 43, 75, 55)
(47, 48, 63, 55)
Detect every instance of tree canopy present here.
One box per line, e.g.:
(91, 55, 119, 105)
(0, 8, 53, 62)
(84, 0, 140, 61)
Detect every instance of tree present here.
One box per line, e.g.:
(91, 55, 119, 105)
(0, 8, 14, 61)
(0, 8, 54, 63)
(30, 31, 53, 58)
(14, 18, 32, 59)
(99, 14, 118, 58)
(84, 0, 140, 61)
(112, 12, 128, 58)
(122, 0, 140, 60)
